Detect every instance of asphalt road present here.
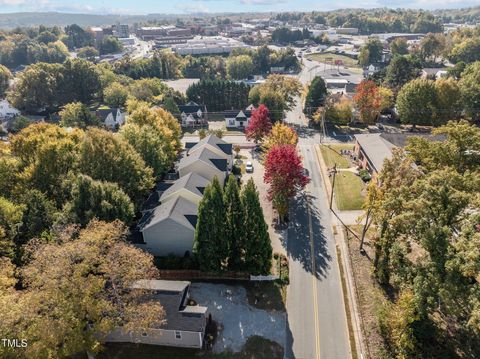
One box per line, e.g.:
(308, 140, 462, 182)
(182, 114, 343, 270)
(284, 61, 351, 359)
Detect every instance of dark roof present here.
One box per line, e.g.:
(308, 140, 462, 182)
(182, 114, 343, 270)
(131, 280, 207, 332)
(95, 107, 119, 121)
(224, 109, 252, 119)
(185, 142, 197, 150)
(138, 196, 198, 231)
(160, 172, 210, 202)
(179, 102, 207, 118)
(189, 135, 232, 156)
(179, 147, 228, 174)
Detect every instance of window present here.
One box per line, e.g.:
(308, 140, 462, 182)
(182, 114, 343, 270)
(175, 331, 182, 339)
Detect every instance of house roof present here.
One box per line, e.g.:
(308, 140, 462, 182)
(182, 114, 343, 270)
(178, 102, 206, 117)
(131, 280, 207, 332)
(354, 133, 396, 173)
(138, 195, 198, 231)
(188, 134, 233, 156)
(179, 146, 228, 172)
(160, 172, 209, 202)
(355, 132, 444, 172)
(224, 108, 253, 119)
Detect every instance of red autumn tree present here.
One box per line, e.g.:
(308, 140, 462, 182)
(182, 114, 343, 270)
(245, 104, 272, 144)
(353, 80, 382, 124)
(264, 144, 309, 223)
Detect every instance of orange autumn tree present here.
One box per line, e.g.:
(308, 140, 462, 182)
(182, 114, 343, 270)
(353, 80, 382, 124)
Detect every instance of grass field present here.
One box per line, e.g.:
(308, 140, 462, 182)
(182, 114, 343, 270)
(319, 143, 354, 169)
(333, 171, 365, 210)
(306, 52, 360, 68)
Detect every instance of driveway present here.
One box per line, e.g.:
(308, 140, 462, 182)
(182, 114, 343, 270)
(190, 283, 286, 353)
(239, 148, 287, 256)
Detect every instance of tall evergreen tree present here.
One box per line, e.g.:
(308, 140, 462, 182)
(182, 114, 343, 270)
(194, 177, 228, 272)
(242, 178, 272, 275)
(224, 175, 246, 271)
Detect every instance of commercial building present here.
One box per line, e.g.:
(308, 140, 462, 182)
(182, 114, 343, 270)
(172, 37, 249, 55)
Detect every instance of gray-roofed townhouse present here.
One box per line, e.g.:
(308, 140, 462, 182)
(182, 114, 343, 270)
(160, 172, 210, 205)
(138, 195, 198, 256)
(178, 101, 207, 127)
(105, 279, 208, 349)
(178, 146, 228, 183)
(186, 134, 233, 170)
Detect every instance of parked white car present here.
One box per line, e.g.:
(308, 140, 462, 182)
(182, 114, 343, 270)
(245, 161, 254, 173)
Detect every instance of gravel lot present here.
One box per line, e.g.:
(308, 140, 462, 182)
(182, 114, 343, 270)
(190, 283, 286, 353)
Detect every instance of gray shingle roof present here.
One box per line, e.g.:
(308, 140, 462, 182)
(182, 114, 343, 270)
(188, 134, 233, 155)
(178, 146, 228, 173)
(160, 172, 209, 202)
(138, 195, 198, 231)
(131, 280, 207, 332)
(354, 133, 396, 173)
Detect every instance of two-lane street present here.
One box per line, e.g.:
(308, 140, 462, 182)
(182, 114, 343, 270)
(285, 142, 351, 359)
(284, 58, 351, 358)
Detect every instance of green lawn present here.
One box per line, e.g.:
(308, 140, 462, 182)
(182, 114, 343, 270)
(99, 336, 283, 359)
(333, 171, 365, 210)
(305, 52, 360, 68)
(320, 144, 354, 169)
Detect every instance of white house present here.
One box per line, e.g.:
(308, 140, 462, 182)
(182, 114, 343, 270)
(224, 104, 254, 128)
(96, 107, 126, 129)
(105, 280, 208, 349)
(178, 102, 207, 127)
(178, 146, 228, 183)
(138, 195, 198, 256)
(0, 99, 20, 120)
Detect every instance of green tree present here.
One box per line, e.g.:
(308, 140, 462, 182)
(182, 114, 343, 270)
(194, 177, 228, 272)
(419, 33, 445, 62)
(359, 38, 383, 66)
(98, 35, 123, 55)
(384, 55, 420, 90)
(0, 197, 23, 259)
(77, 46, 99, 61)
(162, 96, 180, 116)
(0, 64, 12, 96)
(223, 175, 246, 271)
(68, 174, 134, 226)
(103, 82, 129, 108)
(18, 189, 55, 244)
(242, 178, 272, 275)
(63, 24, 94, 49)
(433, 77, 462, 124)
(0, 220, 164, 359)
(458, 61, 480, 122)
(120, 123, 171, 179)
(77, 128, 154, 208)
(304, 76, 327, 115)
(448, 38, 480, 64)
(390, 37, 409, 56)
(60, 58, 101, 104)
(8, 62, 63, 113)
(396, 78, 436, 128)
(226, 54, 255, 80)
(59, 102, 99, 129)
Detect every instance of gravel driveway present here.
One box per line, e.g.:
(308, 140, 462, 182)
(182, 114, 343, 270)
(190, 283, 286, 353)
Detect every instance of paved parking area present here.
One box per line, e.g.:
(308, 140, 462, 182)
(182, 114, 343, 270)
(238, 148, 287, 256)
(190, 283, 286, 353)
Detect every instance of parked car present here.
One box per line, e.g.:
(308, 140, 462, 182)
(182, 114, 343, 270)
(245, 161, 254, 173)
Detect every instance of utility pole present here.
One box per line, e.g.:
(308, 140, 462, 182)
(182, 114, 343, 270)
(329, 163, 337, 210)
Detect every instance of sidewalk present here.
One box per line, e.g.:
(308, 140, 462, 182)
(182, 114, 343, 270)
(313, 144, 368, 359)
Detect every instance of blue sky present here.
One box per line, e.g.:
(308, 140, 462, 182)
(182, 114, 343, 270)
(0, 0, 478, 15)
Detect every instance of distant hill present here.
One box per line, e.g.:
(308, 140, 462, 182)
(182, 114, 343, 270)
(0, 12, 190, 29)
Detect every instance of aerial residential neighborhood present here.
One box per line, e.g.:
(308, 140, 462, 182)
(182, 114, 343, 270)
(0, 2, 480, 359)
